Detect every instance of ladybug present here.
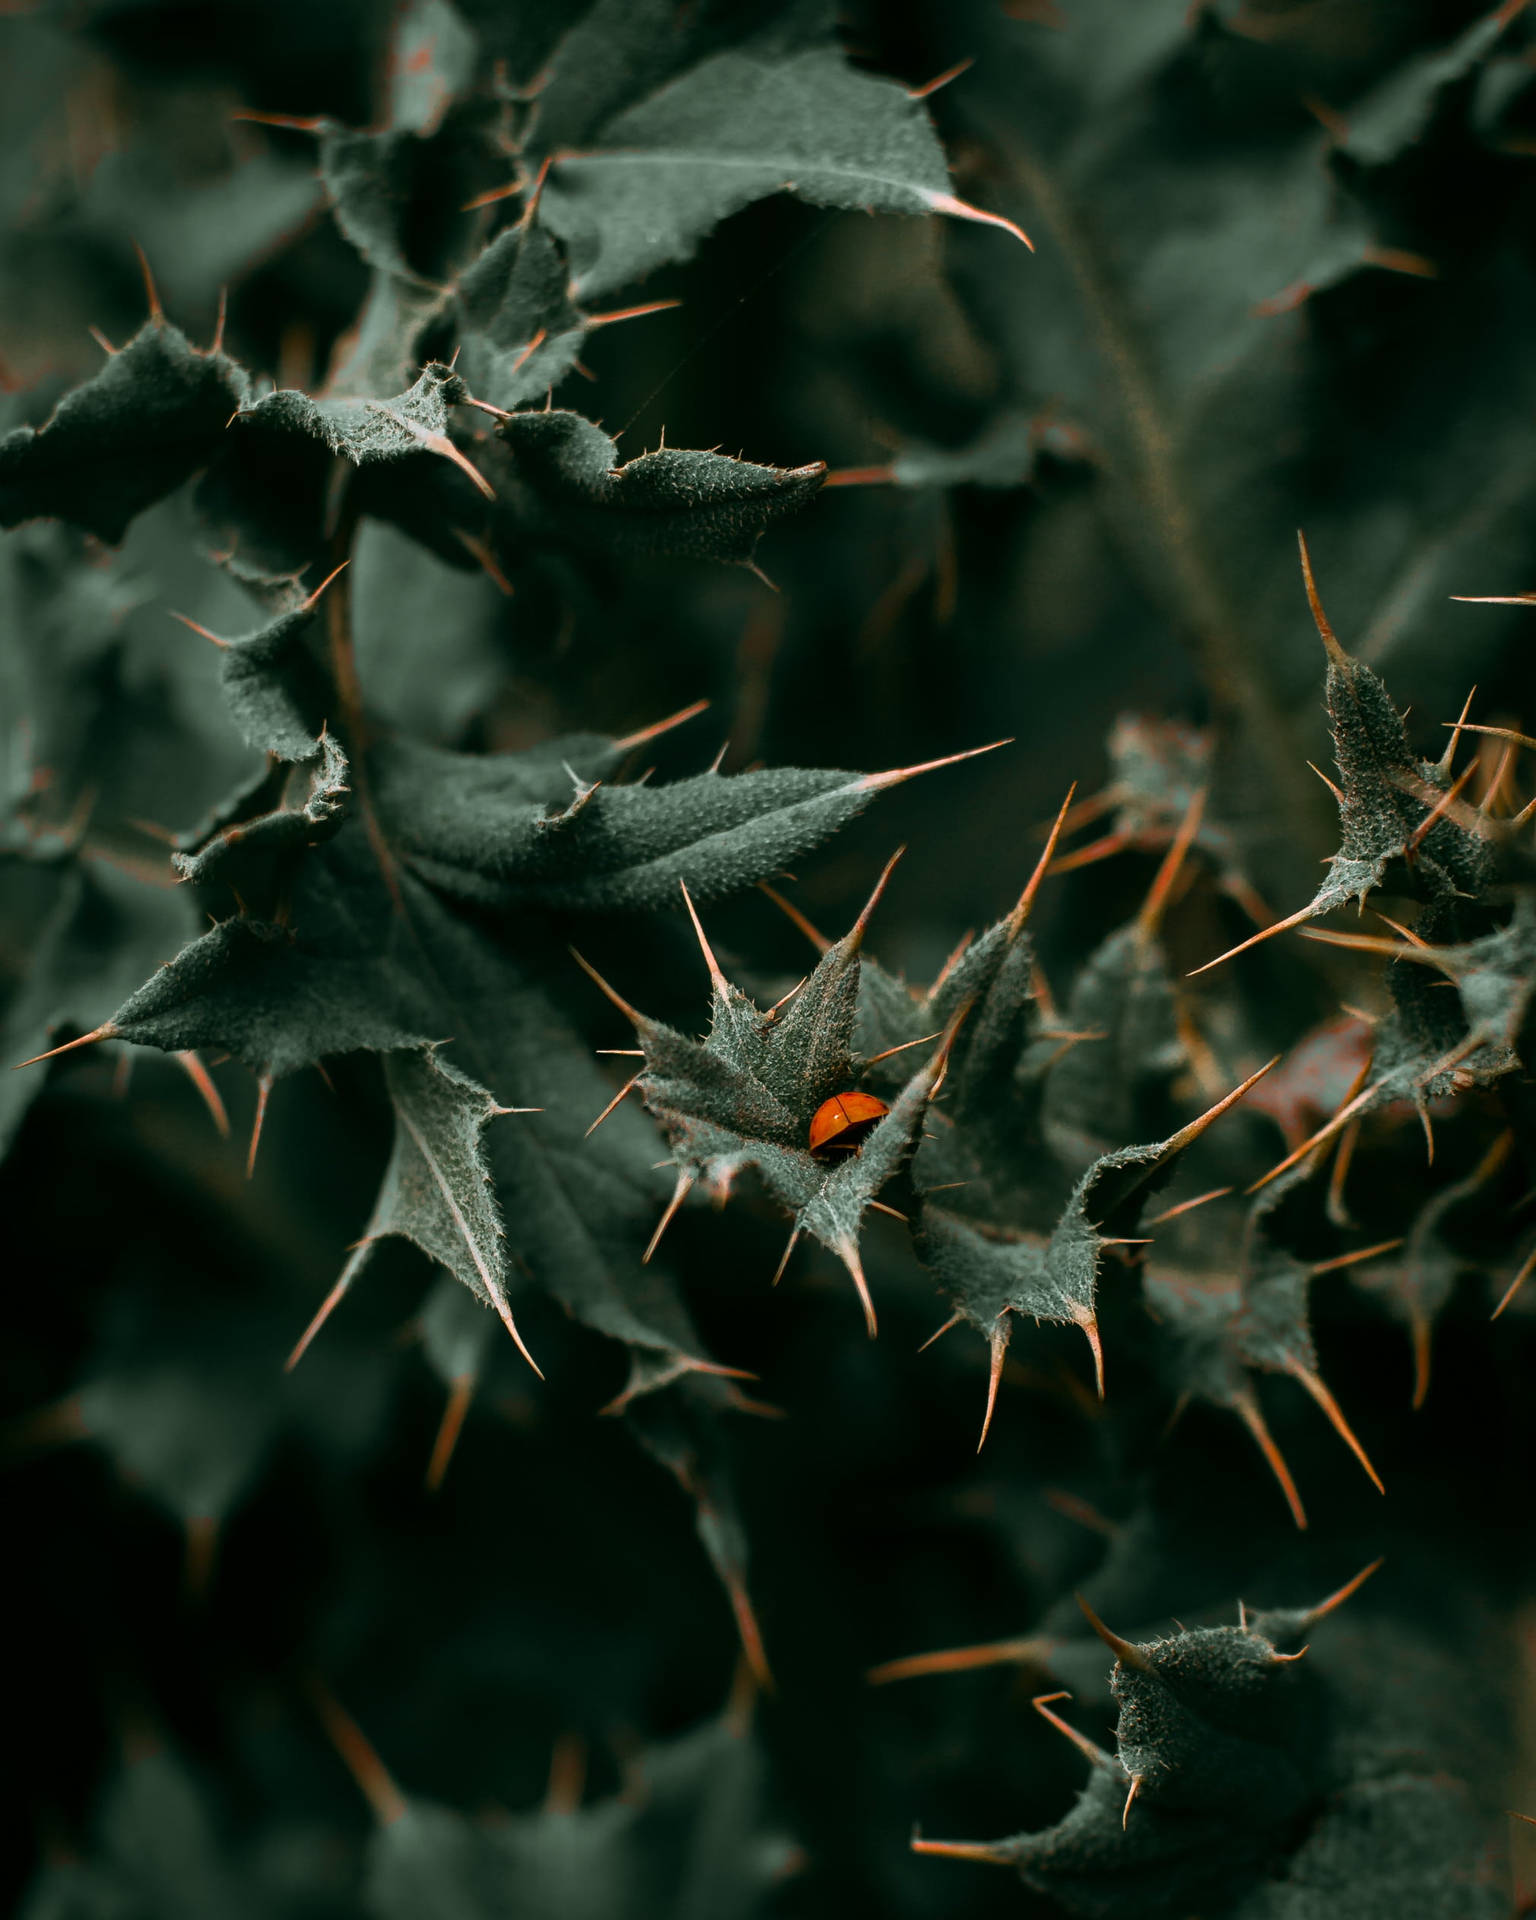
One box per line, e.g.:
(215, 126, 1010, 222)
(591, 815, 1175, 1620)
(808, 1091, 890, 1160)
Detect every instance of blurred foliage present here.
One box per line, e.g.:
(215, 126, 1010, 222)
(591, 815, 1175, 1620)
(3, 0, 1536, 1915)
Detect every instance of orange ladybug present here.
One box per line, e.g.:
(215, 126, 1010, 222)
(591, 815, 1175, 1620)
(808, 1091, 890, 1159)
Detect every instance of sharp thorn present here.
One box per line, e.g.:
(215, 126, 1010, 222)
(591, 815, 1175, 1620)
(1007, 781, 1077, 938)
(1031, 1690, 1118, 1768)
(611, 698, 709, 752)
(771, 1225, 801, 1287)
(1297, 530, 1349, 665)
(424, 1374, 476, 1492)
(1075, 1595, 1155, 1673)
(14, 1023, 118, 1069)
(1302, 1557, 1384, 1624)
(570, 948, 646, 1028)
(1162, 1056, 1279, 1154)
(679, 880, 731, 998)
(1188, 903, 1318, 975)
(585, 1071, 641, 1138)
(847, 846, 905, 951)
(644, 1171, 694, 1264)
(977, 1316, 1010, 1451)
(837, 1235, 879, 1337)
(860, 739, 1011, 793)
(1235, 1390, 1307, 1529)
(868, 1634, 1053, 1685)
(246, 1072, 273, 1178)
(174, 1051, 229, 1136)
(1136, 786, 1206, 940)
(1288, 1363, 1384, 1492)
(758, 881, 831, 952)
(918, 1310, 964, 1352)
(306, 1679, 407, 1826)
(924, 189, 1034, 250)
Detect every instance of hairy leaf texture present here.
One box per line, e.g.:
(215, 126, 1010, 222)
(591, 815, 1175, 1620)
(0, 322, 248, 543)
(540, 44, 1028, 299)
(585, 867, 952, 1332)
(493, 409, 825, 568)
(365, 1705, 785, 1920)
(1145, 1180, 1384, 1528)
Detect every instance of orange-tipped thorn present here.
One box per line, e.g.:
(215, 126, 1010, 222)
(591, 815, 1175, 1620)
(287, 1264, 361, 1371)
(758, 881, 831, 953)
(1078, 1315, 1105, 1399)
(679, 880, 731, 999)
(847, 846, 905, 952)
(611, 698, 709, 753)
(836, 1236, 879, 1338)
(1048, 829, 1132, 876)
(505, 326, 547, 380)
(918, 1310, 964, 1352)
(1309, 1237, 1403, 1275)
(307, 1680, 407, 1827)
(1235, 1390, 1307, 1529)
(977, 1315, 1011, 1452)
(1147, 1186, 1233, 1226)
(821, 463, 897, 488)
(833, 1228, 883, 1336)
(1438, 720, 1536, 753)
(585, 297, 682, 329)
(231, 109, 327, 131)
(1407, 759, 1478, 854)
(924, 189, 1034, 251)
(586, 1071, 641, 1138)
(246, 1072, 273, 1177)
(1075, 1596, 1155, 1673)
(1492, 1243, 1536, 1319)
(1122, 1776, 1141, 1828)
(864, 1031, 942, 1067)
(571, 948, 647, 1028)
(1438, 686, 1478, 773)
(1409, 1308, 1432, 1410)
(867, 1634, 1053, 1686)
(1297, 530, 1349, 666)
(1032, 1690, 1116, 1768)
(461, 178, 522, 211)
(1302, 1557, 1384, 1625)
(1161, 1056, 1279, 1156)
(424, 1374, 476, 1492)
(1306, 760, 1347, 807)
(1007, 782, 1077, 940)
(771, 1225, 801, 1287)
(644, 1170, 694, 1264)
(485, 1281, 544, 1379)
(13, 1022, 118, 1069)
(724, 1566, 774, 1692)
(1188, 900, 1320, 976)
(909, 56, 974, 98)
(300, 559, 350, 613)
(175, 1051, 229, 1136)
(910, 1832, 1017, 1865)
(133, 242, 163, 323)
(1287, 1362, 1384, 1492)
(1248, 1074, 1382, 1193)
(1136, 786, 1207, 942)
(860, 739, 1012, 794)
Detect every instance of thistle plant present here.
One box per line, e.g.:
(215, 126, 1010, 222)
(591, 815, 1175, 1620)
(3, 2, 1534, 1916)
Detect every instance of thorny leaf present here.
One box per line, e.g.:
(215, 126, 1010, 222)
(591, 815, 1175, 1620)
(0, 322, 248, 544)
(540, 43, 1029, 300)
